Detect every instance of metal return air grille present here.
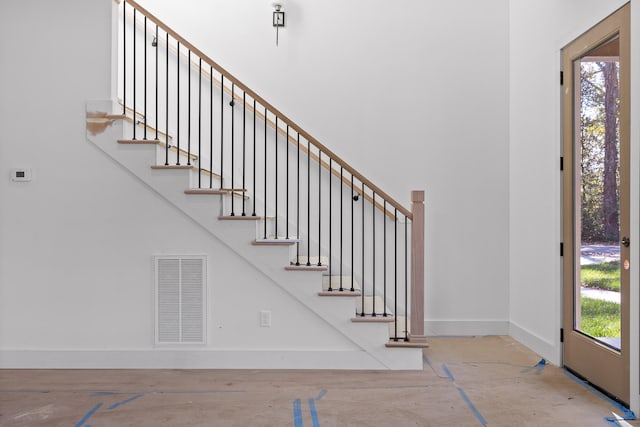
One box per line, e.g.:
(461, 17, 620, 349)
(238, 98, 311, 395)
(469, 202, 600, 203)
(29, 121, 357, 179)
(155, 255, 206, 344)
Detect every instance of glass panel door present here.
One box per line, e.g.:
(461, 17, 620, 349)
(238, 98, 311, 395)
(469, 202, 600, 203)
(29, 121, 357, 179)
(562, 3, 629, 405)
(574, 39, 621, 350)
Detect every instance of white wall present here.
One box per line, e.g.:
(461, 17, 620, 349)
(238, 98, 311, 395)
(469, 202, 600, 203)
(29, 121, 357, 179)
(508, 0, 629, 364)
(137, 0, 512, 334)
(0, 0, 378, 368)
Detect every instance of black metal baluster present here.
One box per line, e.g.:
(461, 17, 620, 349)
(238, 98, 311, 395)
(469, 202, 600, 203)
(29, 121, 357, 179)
(241, 92, 246, 216)
(143, 16, 147, 140)
(340, 167, 343, 291)
(198, 58, 202, 187)
(296, 134, 301, 265)
(372, 191, 376, 316)
(317, 151, 322, 266)
(263, 108, 267, 239)
(122, 0, 126, 116)
(220, 75, 224, 190)
(187, 50, 191, 166)
(404, 219, 409, 341)
(306, 138, 311, 266)
(132, 8, 136, 140)
(176, 41, 180, 165)
(361, 182, 365, 317)
(351, 175, 355, 292)
(328, 158, 333, 291)
(252, 100, 256, 216)
(274, 117, 278, 237)
(154, 24, 158, 141)
(393, 208, 398, 341)
(383, 200, 388, 317)
(286, 126, 289, 238)
(164, 31, 168, 165)
(230, 83, 235, 216)
(209, 66, 213, 188)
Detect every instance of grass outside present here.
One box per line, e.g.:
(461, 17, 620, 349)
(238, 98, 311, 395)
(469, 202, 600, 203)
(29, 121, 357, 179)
(580, 260, 620, 291)
(579, 260, 620, 338)
(580, 297, 620, 338)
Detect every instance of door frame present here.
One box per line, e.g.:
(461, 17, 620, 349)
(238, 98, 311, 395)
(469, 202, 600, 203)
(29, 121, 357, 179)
(561, 3, 630, 404)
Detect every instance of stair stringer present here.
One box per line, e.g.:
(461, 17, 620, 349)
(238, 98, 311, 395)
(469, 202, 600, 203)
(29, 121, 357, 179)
(86, 101, 422, 370)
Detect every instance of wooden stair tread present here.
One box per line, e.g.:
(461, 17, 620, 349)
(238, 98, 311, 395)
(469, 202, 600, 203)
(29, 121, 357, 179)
(185, 189, 227, 195)
(351, 315, 395, 323)
(151, 165, 195, 170)
(285, 265, 328, 271)
(291, 255, 329, 266)
(118, 139, 161, 145)
(253, 238, 300, 246)
(318, 290, 361, 297)
(385, 340, 429, 348)
(218, 215, 262, 220)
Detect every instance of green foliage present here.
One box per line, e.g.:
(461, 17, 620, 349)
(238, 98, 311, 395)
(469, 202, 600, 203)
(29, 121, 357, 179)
(579, 61, 620, 243)
(580, 297, 620, 338)
(580, 260, 620, 292)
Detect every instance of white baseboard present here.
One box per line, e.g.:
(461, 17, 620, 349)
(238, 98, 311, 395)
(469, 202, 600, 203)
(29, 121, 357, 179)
(509, 321, 560, 365)
(424, 320, 560, 366)
(0, 348, 418, 370)
(424, 320, 509, 336)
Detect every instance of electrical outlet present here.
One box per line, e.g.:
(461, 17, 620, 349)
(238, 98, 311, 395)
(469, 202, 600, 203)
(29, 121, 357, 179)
(260, 310, 271, 327)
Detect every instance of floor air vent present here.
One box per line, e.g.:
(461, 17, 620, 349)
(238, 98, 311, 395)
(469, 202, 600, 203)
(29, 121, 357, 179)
(154, 255, 206, 344)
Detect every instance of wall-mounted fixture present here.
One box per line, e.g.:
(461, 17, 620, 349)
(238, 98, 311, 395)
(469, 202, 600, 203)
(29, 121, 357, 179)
(10, 168, 31, 182)
(272, 2, 285, 46)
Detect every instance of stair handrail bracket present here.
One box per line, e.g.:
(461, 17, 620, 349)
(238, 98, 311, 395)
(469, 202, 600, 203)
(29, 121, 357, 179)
(115, 0, 426, 351)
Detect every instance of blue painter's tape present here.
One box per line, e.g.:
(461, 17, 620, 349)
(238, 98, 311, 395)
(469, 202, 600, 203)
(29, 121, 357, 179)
(442, 364, 487, 426)
(74, 402, 103, 427)
(563, 370, 636, 421)
(308, 398, 320, 427)
(293, 399, 303, 427)
(605, 414, 636, 423)
(108, 393, 144, 410)
(442, 363, 455, 381)
(535, 359, 547, 375)
(456, 386, 488, 426)
(423, 354, 433, 369)
(315, 390, 327, 401)
(604, 416, 622, 426)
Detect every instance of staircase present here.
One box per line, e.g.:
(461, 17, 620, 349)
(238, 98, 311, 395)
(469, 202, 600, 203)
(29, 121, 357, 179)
(84, 0, 427, 370)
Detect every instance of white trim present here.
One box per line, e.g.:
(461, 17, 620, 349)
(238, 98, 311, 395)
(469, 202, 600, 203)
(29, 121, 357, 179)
(509, 321, 560, 366)
(0, 349, 415, 370)
(424, 320, 509, 336)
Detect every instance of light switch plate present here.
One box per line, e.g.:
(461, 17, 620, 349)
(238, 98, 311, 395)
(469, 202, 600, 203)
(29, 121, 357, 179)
(260, 310, 272, 327)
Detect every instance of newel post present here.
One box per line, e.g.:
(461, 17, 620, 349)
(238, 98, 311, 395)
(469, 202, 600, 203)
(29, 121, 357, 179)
(410, 190, 428, 344)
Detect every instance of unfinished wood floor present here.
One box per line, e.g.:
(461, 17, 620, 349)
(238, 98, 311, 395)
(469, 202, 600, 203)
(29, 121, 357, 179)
(0, 336, 636, 426)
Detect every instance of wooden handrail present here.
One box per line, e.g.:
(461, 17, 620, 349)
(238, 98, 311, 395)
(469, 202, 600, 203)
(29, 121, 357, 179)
(122, 0, 411, 219)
